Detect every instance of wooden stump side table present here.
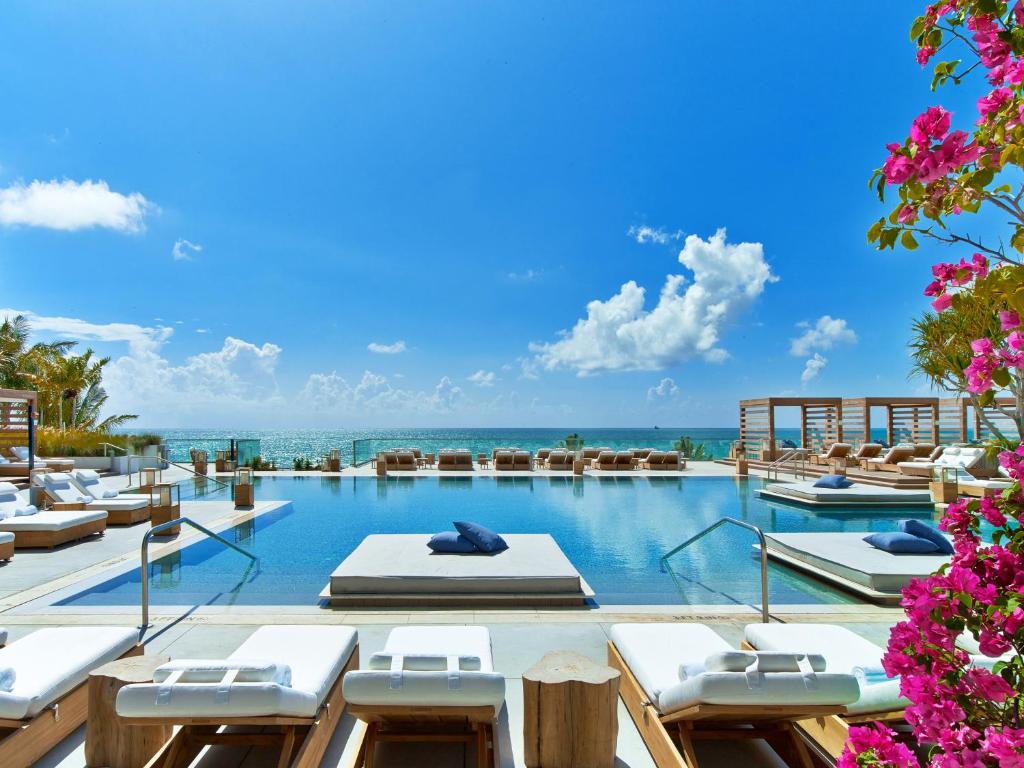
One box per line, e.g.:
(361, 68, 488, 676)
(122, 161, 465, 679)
(85, 654, 172, 768)
(522, 650, 620, 768)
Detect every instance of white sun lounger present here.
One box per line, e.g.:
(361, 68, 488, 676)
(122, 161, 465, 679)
(0, 627, 139, 766)
(70, 470, 151, 524)
(743, 623, 907, 759)
(39, 472, 149, 518)
(117, 625, 359, 768)
(759, 482, 932, 506)
(344, 626, 505, 768)
(608, 623, 858, 768)
(0, 482, 107, 548)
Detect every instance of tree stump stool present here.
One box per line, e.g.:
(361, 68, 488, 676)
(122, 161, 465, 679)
(523, 650, 619, 768)
(85, 654, 172, 768)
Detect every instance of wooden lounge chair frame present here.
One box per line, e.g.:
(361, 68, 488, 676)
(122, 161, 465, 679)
(738, 640, 906, 760)
(125, 645, 359, 768)
(0, 643, 142, 767)
(608, 640, 846, 768)
(0, 537, 12, 560)
(349, 703, 499, 768)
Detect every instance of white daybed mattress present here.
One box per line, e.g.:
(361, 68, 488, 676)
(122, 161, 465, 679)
(329, 533, 584, 595)
(764, 532, 950, 594)
(0, 627, 137, 719)
(761, 482, 932, 504)
(0, 510, 108, 532)
(116, 625, 358, 719)
(610, 623, 858, 716)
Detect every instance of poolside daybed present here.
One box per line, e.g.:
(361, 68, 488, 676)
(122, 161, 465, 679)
(69, 470, 151, 525)
(37, 472, 151, 524)
(645, 451, 684, 470)
(0, 626, 140, 766)
(608, 622, 858, 768)
(958, 467, 1014, 497)
(0, 482, 107, 548)
(547, 450, 572, 470)
(862, 444, 915, 472)
(438, 449, 473, 471)
(763, 532, 950, 602)
(344, 625, 505, 768)
(324, 533, 593, 606)
(809, 442, 851, 466)
(7, 447, 73, 472)
(117, 625, 359, 768)
(743, 623, 908, 760)
(896, 445, 990, 478)
(494, 450, 515, 471)
(757, 482, 932, 507)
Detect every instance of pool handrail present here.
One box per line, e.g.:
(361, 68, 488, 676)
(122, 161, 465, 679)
(659, 516, 771, 624)
(139, 516, 258, 630)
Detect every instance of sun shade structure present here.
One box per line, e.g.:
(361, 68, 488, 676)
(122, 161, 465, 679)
(0, 390, 37, 471)
(839, 397, 939, 447)
(737, 397, 842, 460)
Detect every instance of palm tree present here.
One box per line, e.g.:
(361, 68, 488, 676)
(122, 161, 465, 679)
(0, 315, 74, 391)
(73, 381, 137, 432)
(558, 433, 584, 451)
(673, 435, 711, 460)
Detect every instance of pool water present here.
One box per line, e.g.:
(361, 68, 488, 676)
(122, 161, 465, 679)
(58, 476, 937, 608)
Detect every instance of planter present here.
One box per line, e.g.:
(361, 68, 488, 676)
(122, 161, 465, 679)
(66, 456, 112, 471)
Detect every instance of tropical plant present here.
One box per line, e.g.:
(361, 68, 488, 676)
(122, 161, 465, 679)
(558, 433, 584, 451)
(672, 435, 711, 460)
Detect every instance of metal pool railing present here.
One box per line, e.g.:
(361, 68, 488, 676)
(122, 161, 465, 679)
(139, 516, 259, 629)
(660, 517, 771, 623)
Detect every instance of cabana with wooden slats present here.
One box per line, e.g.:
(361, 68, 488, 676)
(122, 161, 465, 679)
(937, 396, 1021, 443)
(0, 389, 37, 474)
(839, 397, 939, 448)
(737, 397, 842, 460)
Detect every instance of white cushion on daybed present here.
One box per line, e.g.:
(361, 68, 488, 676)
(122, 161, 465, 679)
(0, 509, 107, 532)
(0, 627, 137, 720)
(343, 626, 505, 709)
(744, 623, 908, 715)
(611, 623, 859, 716)
(116, 625, 357, 719)
(72, 470, 150, 502)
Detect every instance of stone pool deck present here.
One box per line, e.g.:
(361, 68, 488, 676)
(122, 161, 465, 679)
(0, 487, 902, 767)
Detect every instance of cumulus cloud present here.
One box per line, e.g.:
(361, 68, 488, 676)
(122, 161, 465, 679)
(0, 307, 171, 356)
(468, 370, 497, 387)
(299, 370, 463, 414)
(367, 340, 407, 355)
(531, 229, 776, 375)
(0, 179, 153, 232)
(801, 353, 828, 383)
(646, 377, 680, 402)
(172, 239, 203, 261)
(790, 316, 857, 356)
(628, 225, 683, 245)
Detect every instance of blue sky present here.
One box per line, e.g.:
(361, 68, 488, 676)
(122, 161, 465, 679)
(0, 2, 993, 428)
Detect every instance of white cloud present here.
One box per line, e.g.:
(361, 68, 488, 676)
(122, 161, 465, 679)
(507, 269, 542, 282)
(195, 328, 209, 334)
(647, 377, 680, 402)
(801, 353, 828, 383)
(0, 179, 153, 232)
(0, 307, 171, 356)
(531, 229, 776, 375)
(468, 370, 497, 387)
(299, 370, 463, 415)
(790, 316, 857, 356)
(628, 225, 683, 245)
(367, 340, 407, 355)
(172, 239, 203, 261)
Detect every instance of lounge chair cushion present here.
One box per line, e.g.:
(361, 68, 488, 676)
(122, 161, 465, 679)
(343, 626, 504, 708)
(427, 531, 480, 554)
(813, 474, 852, 489)
(116, 625, 357, 719)
(0, 510, 107, 532)
(0, 627, 138, 719)
(454, 521, 508, 553)
(611, 624, 857, 715)
(899, 520, 954, 555)
(863, 531, 939, 554)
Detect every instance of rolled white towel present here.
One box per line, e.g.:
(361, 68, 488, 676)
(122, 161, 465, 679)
(153, 659, 292, 687)
(14, 505, 38, 517)
(678, 661, 706, 680)
(102, 489, 119, 499)
(77, 496, 93, 504)
(0, 666, 15, 692)
(852, 664, 895, 687)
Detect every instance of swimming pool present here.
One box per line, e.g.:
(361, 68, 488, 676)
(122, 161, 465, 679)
(58, 476, 936, 608)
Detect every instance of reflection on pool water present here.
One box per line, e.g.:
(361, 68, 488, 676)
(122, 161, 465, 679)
(58, 476, 938, 608)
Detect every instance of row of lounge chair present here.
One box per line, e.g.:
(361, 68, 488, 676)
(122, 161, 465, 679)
(378, 447, 687, 471)
(5, 619, 982, 768)
(809, 442, 999, 478)
(0, 446, 74, 478)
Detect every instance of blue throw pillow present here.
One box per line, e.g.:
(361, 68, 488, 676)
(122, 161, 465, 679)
(813, 474, 853, 489)
(899, 519, 954, 555)
(427, 531, 480, 554)
(453, 521, 508, 553)
(863, 532, 940, 554)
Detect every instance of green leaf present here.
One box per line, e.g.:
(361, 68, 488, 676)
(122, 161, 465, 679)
(979, 389, 996, 407)
(992, 367, 1012, 387)
(1011, 227, 1024, 253)
(910, 16, 926, 40)
(867, 219, 883, 243)
(875, 173, 886, 202)
(901, 231, 919, 250)
(970, 167, 995, 189)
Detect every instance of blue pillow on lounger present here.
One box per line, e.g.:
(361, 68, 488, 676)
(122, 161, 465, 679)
(454, 521, 509, 553)
(813, 474, 853, 489)
(427, 531, 480, 553)
(863, 532, 940, 554)
(899, 519, 954, 555)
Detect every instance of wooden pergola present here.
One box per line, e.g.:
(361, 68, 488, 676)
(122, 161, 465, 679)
(738, 397, 843, 460)
(840, 397, 939, 447)
(0, 389, 37, 470)
(938, 396, 1021, 442)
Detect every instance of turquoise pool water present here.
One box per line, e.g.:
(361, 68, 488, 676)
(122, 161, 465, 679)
(58, 476, 936, 608)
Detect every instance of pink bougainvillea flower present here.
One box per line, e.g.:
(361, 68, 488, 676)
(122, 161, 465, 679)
(898, 205, 918, 224)
(884, 152, 916, 184)
(977, 87, 1012, 116)
(970, 337, 994, 355)
(1009, 330, 1024, 351)
(910, 105, 952, 145)
(917, 46, 936, 67)
(932, 292, 953, 311)
(1000, 310, 1022, 330)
